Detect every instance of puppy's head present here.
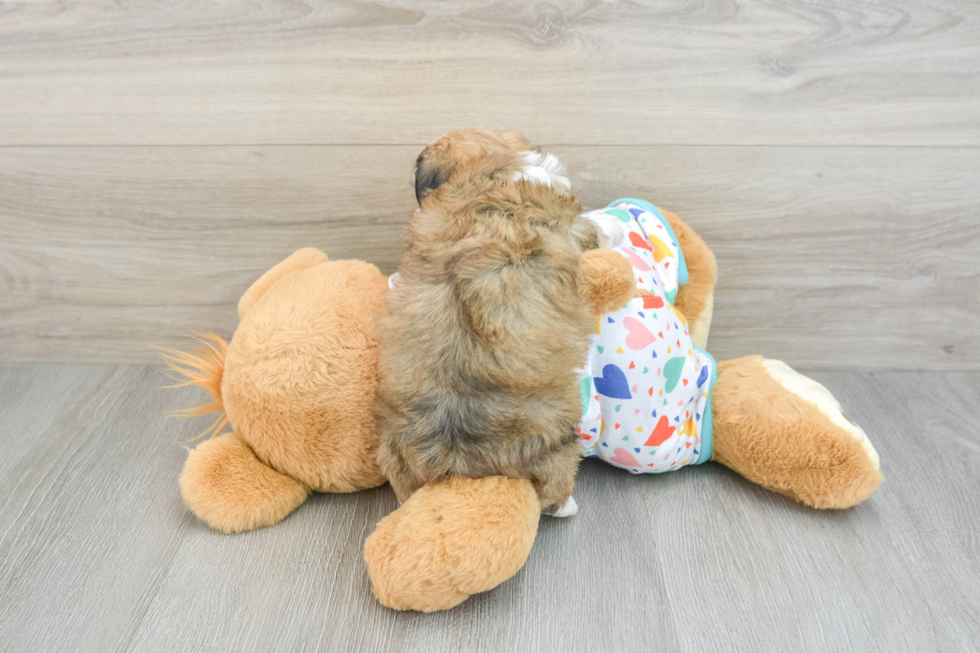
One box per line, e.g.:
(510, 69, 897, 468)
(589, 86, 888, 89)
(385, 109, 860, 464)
(413, 129, 571, 206)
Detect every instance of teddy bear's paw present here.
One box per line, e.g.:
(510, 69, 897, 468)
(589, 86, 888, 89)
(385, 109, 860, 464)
(712, 356, 883, 510)
(364, 476, 541, 612)
(762, 359, 880, 471)
(179, 431, 311, 533)
(580, 248, 637, 314)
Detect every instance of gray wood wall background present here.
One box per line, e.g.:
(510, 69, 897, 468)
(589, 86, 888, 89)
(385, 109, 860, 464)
(1, 0, 978, 369)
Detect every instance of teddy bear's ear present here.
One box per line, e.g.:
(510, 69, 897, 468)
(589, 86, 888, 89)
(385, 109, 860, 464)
(413, 146, 452, 205)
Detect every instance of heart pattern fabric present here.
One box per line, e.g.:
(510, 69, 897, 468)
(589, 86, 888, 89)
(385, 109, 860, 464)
(575, 200, 716, 474)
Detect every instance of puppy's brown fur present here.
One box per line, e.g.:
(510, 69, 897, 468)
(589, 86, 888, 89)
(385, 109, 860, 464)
(376, 130, 599, 513)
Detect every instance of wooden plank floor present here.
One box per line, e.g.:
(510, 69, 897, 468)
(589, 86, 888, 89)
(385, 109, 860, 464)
(2, 145, 978, 368)
(1, 0, 979, 369)
(0, 364, 977, 652)
(1, 0, 978, 146)
(1, 0, 978, 650)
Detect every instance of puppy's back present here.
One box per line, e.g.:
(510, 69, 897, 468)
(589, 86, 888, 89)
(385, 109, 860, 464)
(376, 181, 596, 498)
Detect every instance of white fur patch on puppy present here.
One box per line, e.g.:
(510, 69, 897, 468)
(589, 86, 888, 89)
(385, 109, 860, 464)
(590, 217, 627, 248)
(762, 359, 880, 470)
(551, 495, 578, 517)
(513, 150, 572, 195)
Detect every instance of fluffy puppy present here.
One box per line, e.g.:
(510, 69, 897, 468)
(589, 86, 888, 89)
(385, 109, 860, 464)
(375, 129, 601, 516)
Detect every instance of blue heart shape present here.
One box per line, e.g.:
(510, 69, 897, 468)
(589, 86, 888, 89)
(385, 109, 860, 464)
(629, 208, 645, 219)
(697, 366, 709, 388)
(593, 364, 632, 399)
(634, 448, 640, 453)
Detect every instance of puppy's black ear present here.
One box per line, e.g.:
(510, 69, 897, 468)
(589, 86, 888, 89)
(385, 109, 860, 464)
(414, 148, 452, 205)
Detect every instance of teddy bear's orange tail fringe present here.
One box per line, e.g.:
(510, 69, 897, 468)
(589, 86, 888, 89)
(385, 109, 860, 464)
(159, 332, 230, 442)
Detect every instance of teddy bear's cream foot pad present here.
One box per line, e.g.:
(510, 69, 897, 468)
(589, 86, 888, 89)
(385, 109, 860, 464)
(710, 356, 883, 510)
(762, 358, 881, 471)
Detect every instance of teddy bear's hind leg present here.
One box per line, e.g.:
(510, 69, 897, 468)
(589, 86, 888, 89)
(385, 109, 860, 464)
(761, 359, 880, 470)
(662, 210, 717, 349)
(180, 431, 311, 533)
(364, 476, 541, 612)
(711, 356, 882, 509)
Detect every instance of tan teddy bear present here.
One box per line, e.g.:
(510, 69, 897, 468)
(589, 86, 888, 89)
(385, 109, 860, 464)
(165, 212, 879, 612)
